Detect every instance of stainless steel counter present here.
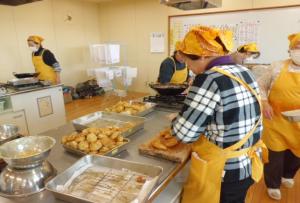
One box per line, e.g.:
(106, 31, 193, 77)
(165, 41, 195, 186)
(0, 110, 187, 203)
(0, 84, 63, 98)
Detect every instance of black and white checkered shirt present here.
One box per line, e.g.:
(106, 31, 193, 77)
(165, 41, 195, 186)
(171, 64, 262, 182)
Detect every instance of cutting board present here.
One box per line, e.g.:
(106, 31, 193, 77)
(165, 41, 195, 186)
(139, 135, 191, 163)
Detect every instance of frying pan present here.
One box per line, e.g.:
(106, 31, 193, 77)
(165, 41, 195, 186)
(149, 83, 188, 96)
(13, 72, 40, 79)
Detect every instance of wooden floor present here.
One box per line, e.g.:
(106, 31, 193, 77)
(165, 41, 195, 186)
(65, 91, 300, 203)
(245, 173, 300, 203)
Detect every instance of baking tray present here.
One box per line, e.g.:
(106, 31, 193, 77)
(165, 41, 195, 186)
(282, 109, 300, 122)
(46, 155, 163, 203)
(63, 138, 130, 157)
(72, 112, 146, 137)
(106, 101, 156, 117)
(132, 101, 156, 117)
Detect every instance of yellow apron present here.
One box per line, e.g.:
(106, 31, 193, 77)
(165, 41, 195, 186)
(32, 49, 57, 84)
(181, 67, 268, 203)
(168, 56, 188, 84)
(262, 60, 300, 157)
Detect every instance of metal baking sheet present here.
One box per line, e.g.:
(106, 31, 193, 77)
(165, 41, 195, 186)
(105, 101, 156, 117)
(63, 138, 130, 157)
(72, 112, 146, 137)
(282, 109, 300, 122)
(46, 155, 163, 203)
(128, 101, 156, 117)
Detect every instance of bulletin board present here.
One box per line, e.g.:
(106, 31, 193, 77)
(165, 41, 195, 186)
(169, 5, 300, 64)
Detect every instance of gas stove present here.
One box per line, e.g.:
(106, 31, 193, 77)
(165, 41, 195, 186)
(8, 77, 39, 86)
(4, 78, 50, 92)
(143, 95, 186, 111)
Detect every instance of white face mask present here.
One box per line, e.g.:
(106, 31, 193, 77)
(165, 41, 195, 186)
(29, 46, 38, 52)
(290, 50, 300, 66)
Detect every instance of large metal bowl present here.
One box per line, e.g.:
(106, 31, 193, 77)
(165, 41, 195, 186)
(0, 136, 56, 169)
(0, 124, 19, 145)
(0, 161, 56, 197)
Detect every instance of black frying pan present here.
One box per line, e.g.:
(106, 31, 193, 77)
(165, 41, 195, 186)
(149, 83, 188, 96)
(13, 72, 40, 79)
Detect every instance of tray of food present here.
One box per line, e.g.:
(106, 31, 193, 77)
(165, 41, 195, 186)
(282, 109, 300, 122)
(72, 112, 146, 137)
(105, 101, 156, 117)
(139, 128, 191, 163)
(62, 127, 129, 157)
(46, 155, 163, 203)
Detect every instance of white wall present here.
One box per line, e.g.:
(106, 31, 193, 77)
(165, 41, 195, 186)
(98, 0, 300, 93)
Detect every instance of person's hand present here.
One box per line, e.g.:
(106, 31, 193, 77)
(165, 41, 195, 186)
(166, 113, 178, 121)
(183, 86, 191, 94)
(56, 72, 61, 84)
(262, 100, 273, 120)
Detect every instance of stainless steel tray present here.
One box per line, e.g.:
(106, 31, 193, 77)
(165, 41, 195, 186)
(106, 101, 156, 117)
(72, 112, 146, 137)
(46, 155, 163, 203)
(282, 109, 300, 122)
(134, 101, 156, 117)
(63, 138, 130, 157)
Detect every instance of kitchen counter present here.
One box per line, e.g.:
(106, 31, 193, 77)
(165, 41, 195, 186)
(0, 84, 66, 136)
(0, 110, 188, 203)
(0, 84, 62, 98)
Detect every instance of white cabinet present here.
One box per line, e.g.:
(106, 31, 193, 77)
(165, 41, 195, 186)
(11, 86, 66, 135)
(0, 110, 29, 136)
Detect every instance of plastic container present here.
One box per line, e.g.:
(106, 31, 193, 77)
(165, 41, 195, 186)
(0, 100, 5, 112)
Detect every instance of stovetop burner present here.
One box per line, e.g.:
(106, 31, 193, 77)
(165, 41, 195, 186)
(9, 83, 44, 91)
(144, 95, 186, 111)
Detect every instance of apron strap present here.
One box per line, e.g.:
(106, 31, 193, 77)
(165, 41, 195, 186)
(211, 67, 262, 151)
(168, 56, 177, 73)
(32, 48, 46, 57)
(40, 49, 46, 57)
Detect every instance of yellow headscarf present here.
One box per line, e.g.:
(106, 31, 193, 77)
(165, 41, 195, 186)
(176, 26, 234, 57)
(237, 43, 259, 53)
(288, 32, 300, 49)
(27, 35, 44, 44)
(175, 41, 181, 51)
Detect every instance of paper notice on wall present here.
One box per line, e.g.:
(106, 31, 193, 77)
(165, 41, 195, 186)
(237, 21, 260, 46)
(90, 44, 107, 64)
(89, 44, 120, 65)
(150, 32, 165, 53)
(106, 44, 120, 64)
(37, 96, 53, 118)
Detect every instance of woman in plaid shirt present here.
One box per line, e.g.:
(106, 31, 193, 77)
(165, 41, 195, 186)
(171, 26, 267, 203)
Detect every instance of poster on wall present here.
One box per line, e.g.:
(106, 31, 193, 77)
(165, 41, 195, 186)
(150, 32, 165, 53)
(37, 96, 53, 118)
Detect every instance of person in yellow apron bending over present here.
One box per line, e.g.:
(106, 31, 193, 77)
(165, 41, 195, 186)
(27, 35, 61, 84)
(171, 26, 267, 203)
(257, 33, 300, 200)
(231, 43, 261, 65)
(157, 41, 189, 84)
